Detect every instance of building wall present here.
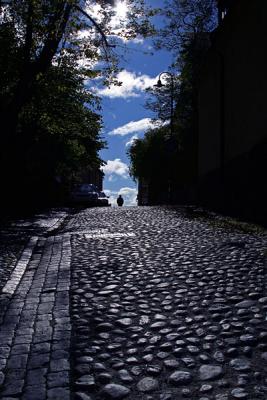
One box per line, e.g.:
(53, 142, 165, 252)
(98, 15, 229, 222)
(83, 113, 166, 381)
(198, 53, 221, 177)
(198, 0, 267, 223)
(198, 0, 267, 177)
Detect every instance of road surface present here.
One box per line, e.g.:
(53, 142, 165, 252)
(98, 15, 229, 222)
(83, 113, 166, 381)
(0, 206, 266, 399)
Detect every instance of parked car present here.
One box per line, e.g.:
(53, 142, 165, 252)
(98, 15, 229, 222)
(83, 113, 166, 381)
(70, 183, 99, 206)
(97, 191, 110, 207)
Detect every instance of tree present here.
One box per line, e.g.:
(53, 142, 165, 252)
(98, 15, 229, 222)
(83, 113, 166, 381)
(0, 0, 154, 139)
(152, 0, 217, 136)
(0, 0, 155, 209)
(19, 61, 104, 178)
(155, 0, 217, 53)
(128, 0, 218, 204)
(1, 54, 105, 207)
(128, 125, 181, 204)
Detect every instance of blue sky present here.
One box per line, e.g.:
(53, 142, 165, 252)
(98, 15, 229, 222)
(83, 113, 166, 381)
(86, 0, 173, 205)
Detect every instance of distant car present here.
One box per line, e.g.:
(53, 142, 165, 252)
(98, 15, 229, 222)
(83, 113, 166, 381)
(97, 191, 110, 207)
(70, 183, 99, 206)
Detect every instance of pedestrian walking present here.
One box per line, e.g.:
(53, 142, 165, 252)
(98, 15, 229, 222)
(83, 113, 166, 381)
(117, 194, 124, 206)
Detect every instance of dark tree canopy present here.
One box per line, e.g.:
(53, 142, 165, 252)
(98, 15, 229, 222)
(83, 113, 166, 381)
(128, 0, 218, 204)
(0, 0, 155, 210)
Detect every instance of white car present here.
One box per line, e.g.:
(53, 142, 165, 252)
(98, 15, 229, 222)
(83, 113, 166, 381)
(97, 192, 110, 207)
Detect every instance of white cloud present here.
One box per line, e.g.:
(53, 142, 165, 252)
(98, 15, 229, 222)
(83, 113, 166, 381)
(73, 2, 146, 70)
(108, 175, 116, 182)
(101, 159, 129, 179)
(85, 1, 137, 42)
(108, 118, 167, 137)
(130, 36, 144, 44)
(96, 70, 156, 98)
(119, 187, 138, 204)
(125, 134, 138, 147)
(105, 187, 138, 206)
(108, 118, 154, 136)
(76, 29, 92, 40)
(109, 1, 129, 32)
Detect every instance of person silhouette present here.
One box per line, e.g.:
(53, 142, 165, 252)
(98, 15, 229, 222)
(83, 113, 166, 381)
(117, 194, 124, 206)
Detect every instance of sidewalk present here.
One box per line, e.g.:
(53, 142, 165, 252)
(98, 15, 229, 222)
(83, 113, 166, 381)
(0, 209, 69, 292)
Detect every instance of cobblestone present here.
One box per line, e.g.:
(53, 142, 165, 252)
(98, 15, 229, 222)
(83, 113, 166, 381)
(69, 206, 266, 399)
(0, 206, 266, 399)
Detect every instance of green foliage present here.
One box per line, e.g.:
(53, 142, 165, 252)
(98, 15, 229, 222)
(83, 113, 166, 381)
(0, 1, 103, 205)
(128, 126, 169, 181)
(145, 75, 179, 127)
(128, 0, 218, 203)
(0, 0, 155, 207)
(18, 62, 105, 180)
(1, 57, 106, 204)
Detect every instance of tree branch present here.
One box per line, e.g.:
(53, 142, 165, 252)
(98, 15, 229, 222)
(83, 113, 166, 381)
(35, 2, 72, 74)
(75, 5, 116, 49)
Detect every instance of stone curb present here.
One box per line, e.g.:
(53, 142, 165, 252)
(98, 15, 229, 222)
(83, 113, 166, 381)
(1, 236, 38, 296)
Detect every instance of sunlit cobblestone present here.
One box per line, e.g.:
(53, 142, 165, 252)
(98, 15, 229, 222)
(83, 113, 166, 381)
(68, 207, 267, 400)
(0, 206, 266, 399)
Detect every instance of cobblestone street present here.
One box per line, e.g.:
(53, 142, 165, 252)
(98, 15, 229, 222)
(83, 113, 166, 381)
(0, 206, 266, 400)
